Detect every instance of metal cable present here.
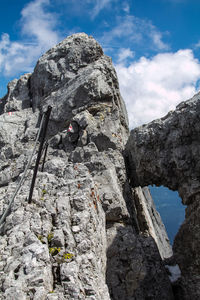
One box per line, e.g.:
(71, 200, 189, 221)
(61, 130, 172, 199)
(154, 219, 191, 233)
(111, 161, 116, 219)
(0, 113, 45, 227)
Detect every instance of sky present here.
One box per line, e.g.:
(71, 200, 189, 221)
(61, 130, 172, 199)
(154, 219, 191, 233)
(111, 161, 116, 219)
(149, 185, 185, 244)
(1, 0, 200, 128)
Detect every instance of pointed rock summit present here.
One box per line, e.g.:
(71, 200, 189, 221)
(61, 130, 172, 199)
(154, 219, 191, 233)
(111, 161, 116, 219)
(31, 33, 129, 133)
(0, 33, 186, 299)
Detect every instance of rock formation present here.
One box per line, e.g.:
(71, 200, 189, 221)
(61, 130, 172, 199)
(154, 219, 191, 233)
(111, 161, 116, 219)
(0, 33, 175, 299)
(127, 93, 200, 299)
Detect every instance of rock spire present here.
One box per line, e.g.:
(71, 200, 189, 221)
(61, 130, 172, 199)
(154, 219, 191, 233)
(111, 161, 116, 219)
(0, 33, 175, 299)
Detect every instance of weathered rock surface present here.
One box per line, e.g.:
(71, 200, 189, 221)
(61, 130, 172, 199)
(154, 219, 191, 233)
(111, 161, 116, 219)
(134, 187, 172, 260)
(0, 73, 31, 114)
(31, 33, 128, 137)
(0, 33, 173, 299)
(127, 93, 200, 299)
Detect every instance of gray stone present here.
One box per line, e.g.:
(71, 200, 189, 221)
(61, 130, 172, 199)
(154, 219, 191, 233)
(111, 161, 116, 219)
(33, 287, 48, 300)
(134, 186, 172, 259)
(1, 73, 31, 114)
(0, 33, 175, 300)
(4, 287, 27, 300)
(31, 33, 129, 137)
(127, 92, 200, 298)
(51, 229, 65, 247)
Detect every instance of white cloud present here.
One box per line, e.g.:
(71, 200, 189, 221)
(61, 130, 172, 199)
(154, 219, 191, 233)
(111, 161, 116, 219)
(149, 28, 169, 50)
(21, 0, 59, 46)
(0, 0, 60, 76)
(115, 49, 200, 128)
(101, 16, 141, 44)
(117, 48, 134, 63)
(101, 15, 169, 51)
(122, 2, 130, 13)
(54, 0, 113, 19)
(194, 40, 200, 49)
(92, 0, 112, 18)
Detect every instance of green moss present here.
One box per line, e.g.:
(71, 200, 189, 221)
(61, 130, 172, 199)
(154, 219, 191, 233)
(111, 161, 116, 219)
(63, 253, 74, 260)
(47, 232, 54, 243)
(54, 252, 74, 264)
(49, 247, 61, 256)
(42, 189, 47, 195)
(37, 234, 45, 244)
(41, 184, 47, 199)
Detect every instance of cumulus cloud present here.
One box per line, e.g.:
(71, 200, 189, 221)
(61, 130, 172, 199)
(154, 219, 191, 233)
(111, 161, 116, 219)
(101, 15, 169, 51)
(115, 49, 200, 128)
(0, 0, 60, 76)
(21, 0, 59, 45)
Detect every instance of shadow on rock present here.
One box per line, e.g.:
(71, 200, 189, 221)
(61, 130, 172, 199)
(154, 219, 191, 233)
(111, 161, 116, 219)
(106, 224, 174, 300)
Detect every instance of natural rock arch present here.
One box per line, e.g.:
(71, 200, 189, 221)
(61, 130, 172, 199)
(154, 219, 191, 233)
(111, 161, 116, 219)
(126, 92, 200, 298)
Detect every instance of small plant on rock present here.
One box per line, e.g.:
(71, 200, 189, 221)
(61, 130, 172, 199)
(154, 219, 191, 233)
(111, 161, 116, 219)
(49, 247, 61, 256)
(40, 184, 47, 200)
(37, 234, 45, 244)
(47, 232, 54, 243)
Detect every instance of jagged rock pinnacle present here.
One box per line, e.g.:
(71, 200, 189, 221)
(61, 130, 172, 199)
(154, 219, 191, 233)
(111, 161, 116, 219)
(0, 33, 174, 299)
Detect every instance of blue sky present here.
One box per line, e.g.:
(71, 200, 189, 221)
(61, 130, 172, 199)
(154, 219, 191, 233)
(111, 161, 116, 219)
(1, 0, 200, 127)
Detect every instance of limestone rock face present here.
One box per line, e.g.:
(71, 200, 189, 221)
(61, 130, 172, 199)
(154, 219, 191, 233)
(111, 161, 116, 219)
(30, 33, 128, 135)
(134, 187, 172, 260)
(127, 93, 200, 205)
(0, 73, 32, 113)
(127, 93, 200, 298)
(0, 33, 173, 299)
